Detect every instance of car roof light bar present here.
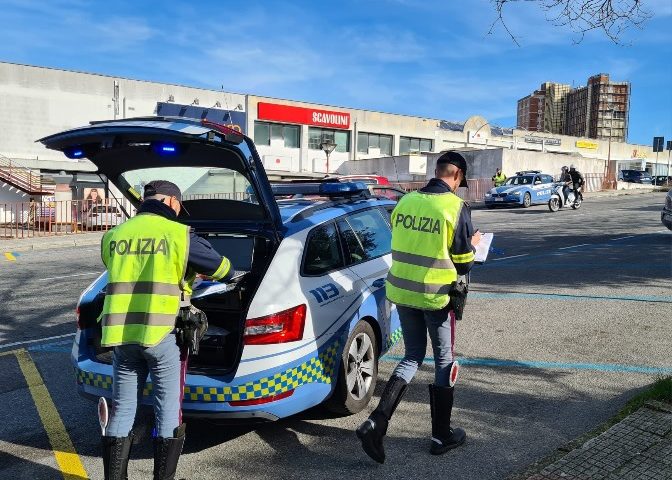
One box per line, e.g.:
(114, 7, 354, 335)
(271, 182, 369, 197)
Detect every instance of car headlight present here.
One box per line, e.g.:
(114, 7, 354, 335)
(510, 191, 521, 195)
(485, 193, 492, 197)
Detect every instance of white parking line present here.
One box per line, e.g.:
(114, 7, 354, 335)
(558, 243, 590, 250)
(38, 272, 101, 282)
(0, 332, 76, 350)
(492, 254, 529, 261)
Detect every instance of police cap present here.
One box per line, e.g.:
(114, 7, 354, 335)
(437, 151, 468, 188)
(144, 180, 182, 202)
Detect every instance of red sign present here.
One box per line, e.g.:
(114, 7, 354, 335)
(258, 102, 350, 129)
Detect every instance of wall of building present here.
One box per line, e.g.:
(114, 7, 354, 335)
(0, 62, 662, 182)
(336, 154, 428, 182)
(0, 62, 246, 168)
(0, 184, 31, 223)
(247, 95, 443, 173)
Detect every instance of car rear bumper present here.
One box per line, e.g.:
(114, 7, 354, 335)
(72, 337, 341, 420)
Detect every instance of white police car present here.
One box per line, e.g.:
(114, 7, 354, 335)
(484, 171, 555, 208)
(40, 117, 401, 420)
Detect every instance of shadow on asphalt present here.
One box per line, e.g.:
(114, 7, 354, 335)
(474, 229, 671, 290)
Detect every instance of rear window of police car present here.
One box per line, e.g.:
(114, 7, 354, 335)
(303, 209, 391, 276)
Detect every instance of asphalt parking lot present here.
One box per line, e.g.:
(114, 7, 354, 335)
(1, 192, 670, 479)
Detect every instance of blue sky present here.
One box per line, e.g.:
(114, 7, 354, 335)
(0, 0, 670, 146)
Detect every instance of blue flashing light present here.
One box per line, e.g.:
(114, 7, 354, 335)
(319, 182, 367, 194)
(64, 146, 87, 159)
(161, 145, 177, 153)
(271, 181, 368, 198)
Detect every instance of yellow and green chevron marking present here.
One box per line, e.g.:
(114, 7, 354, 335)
(386, 327, 403, 350)
(76, 341, 340, 403)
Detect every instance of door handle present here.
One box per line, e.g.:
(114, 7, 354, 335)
(372, 278, 385, 288)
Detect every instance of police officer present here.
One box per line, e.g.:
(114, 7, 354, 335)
(356, 151, 481, 463)
(569, 164, 585, 198)
(560, 166, 573, 204)
(100, 180, 233, 480)
(492, 168, 507, 187)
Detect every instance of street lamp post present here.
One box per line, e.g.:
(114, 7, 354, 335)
(320, 138, 337, 174)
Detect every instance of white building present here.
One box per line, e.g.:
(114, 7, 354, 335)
(0, 61, 667, 183)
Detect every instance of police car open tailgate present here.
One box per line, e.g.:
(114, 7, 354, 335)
(38, 116, 283, 235)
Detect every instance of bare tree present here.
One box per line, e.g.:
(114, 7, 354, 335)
(490, 0, 652, 45)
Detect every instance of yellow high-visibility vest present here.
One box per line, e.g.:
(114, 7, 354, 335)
(100, 213, 190, 347)
(386, 190, 467, 310)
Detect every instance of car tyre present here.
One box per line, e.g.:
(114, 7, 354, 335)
(522, 192, 532, 208)
(325, 320, 378, 415)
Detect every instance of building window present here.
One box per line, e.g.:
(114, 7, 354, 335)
(400, 136, 433, 155)
(357, 132, 393, 156)
(254, 121, 300, 148)
(308, 128, 350, 153)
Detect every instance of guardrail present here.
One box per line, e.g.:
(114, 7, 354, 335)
(1, 200, 132, 240)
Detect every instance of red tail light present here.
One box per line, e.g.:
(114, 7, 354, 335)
(243, 304, 307, 345)
(76, 306, 82, 330)
(229, 389, 294, 406)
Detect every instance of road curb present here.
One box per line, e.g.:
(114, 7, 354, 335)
(1, 234, 104, 253)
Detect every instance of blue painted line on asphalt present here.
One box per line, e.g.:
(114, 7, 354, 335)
(382, 355, 672, 375)
(468, 292, 672, 303)
(480, 232, 667, 268)
(27, 339, 72, 353)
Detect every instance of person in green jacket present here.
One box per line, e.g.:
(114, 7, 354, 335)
(492, 168, 507, 187)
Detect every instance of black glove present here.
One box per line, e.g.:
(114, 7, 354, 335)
(449, 275, 469, 321)
(176, 305, 208, 355)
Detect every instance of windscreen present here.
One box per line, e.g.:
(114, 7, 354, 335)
(505, 176, 533, 186)
(121, 166, 256, 203)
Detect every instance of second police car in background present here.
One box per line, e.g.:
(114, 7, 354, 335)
(39, 117, 401, 421)
(485, 170, 555, 208)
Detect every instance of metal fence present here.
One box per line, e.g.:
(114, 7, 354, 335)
(0, 200, 133, 240)
(392, 178, 499, 202)
(2, 175, 611, 240)
(393, 174, 607, 202)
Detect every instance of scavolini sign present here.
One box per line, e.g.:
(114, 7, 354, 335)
(258, 102, 351, 129)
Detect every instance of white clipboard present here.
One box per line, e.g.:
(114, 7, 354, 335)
(474, 233, 494, 264)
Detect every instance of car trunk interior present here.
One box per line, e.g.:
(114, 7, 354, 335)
(83, 232, 276, 376)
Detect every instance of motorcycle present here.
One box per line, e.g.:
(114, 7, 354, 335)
(548, 183, 582, 212)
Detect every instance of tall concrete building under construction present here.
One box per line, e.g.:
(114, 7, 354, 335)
(565, 74, 630, 142)
(517, 74, 630, 142)
(516, 82, 570, 135)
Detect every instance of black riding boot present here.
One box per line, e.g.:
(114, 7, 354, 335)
(153, 424, 186, 480)
(356, 375, 408, 464)
(429, 384, 466, 455)
(101, 435, 133, 480)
